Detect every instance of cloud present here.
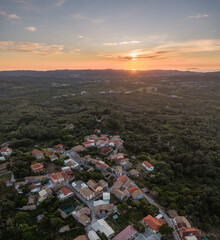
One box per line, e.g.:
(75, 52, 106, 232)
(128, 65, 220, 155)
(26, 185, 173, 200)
(188, 14, 209, 19)
(78, 35, 84, 39)
(55, 0, 67, 7)
(103, 40, 140, 46)
(71, 13, 87, 20)
(7, 14, 21, 19)
(0, 41, 64, 55)
(25, 26, 36, 32)
(0, 10, 21, 20)
(99, 39, 220, 61)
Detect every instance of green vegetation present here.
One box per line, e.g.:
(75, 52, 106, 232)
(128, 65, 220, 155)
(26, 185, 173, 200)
(0, 71, 220, 237)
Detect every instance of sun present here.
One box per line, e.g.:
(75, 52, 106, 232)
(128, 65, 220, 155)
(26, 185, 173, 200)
(131, 53, 136, 61)
(131, 68, 136, 71)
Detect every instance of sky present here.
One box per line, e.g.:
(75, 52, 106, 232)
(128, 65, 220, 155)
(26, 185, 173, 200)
(0, 0, 220, 71)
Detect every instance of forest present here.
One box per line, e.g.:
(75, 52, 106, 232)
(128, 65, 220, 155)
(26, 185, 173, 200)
(0, 70, 219, 239)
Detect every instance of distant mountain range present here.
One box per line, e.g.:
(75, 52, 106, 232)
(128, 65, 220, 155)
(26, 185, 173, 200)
(0, 69, 219, 78)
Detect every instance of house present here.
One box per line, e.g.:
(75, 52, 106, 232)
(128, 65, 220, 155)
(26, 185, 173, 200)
(128, 187, 144, 200)
(72, 180, 87, 191)
(111, 189, 130, 201)
(31, 163, 44, 173)
(64, 159, 80, 169)
(0, 156, 6, 161)
(113, 166, 123, 176)
(59, 225, 70, 233)
(72, 206, 91, 226)
(72, 145, 85, 152)
(88, 230, 101, 240)
(91, 218, 115, 239)
(54, 144, 64, 152)
(142, 215, 165, 233)
(49, 154, 58, 161)
(72, 180, 95, 200)
(38, 187, 52, 202)
(27, 195, 35, 205)
(179, 228, 202, 240)
(74, 235, 88, 240)
(100, 147, 113, 156)
(120, 159, 132, 170)
(94, 204, 114, 217)
(98, 179, 108, 189)
(142, 161, 154, 171)
(173, 216, 191, 230)
(23, 205, 37, 210)
(103, 192, 110, 201)
(32, 149, 44, 159)
(24, 175, 49, 183)
(29, 182, 42, 193)
(112, 225, 138, 240)
(98, 136, 109, 141)
(108, 140, 115, 147)
(128, 169, 140, 178)
(58, 186, 74, 200)
(116, 153, 125, 161)
(79, 187, 95, 201)
(61, 166, 72, 175)
(0, 147, 12, 156)
(95, 161, 109, 171)
(94, 129, 101, 134)
(82, 141, 95, 148)
(87, 180, 103, 192)
(49, 172, 69, 183)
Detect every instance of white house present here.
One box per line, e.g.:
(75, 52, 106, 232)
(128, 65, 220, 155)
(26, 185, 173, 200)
(142, 161, 154, 171)
(0, 147, 12, 156)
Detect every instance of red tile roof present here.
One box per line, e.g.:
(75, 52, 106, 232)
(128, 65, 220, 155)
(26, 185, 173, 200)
(50, 172, 69, 182)
(127, 186, 139, 194)
(31, 163, 44, 172)
(179, 228, 201, 238)
(143, 215, 165, 232)
(96, 162, 109, 169)
(32, 149, 42, 155)
(143, 161, 153, 168)
(60, 186, 73, 196)
(100, 147, 113, 155)
(119, 175, 127, 183)
(0, 147, 11, 153)
(55, 144, 63, 149)
(113, 225, 137, 240)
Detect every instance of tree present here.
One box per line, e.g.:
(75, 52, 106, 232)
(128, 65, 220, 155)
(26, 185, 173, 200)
(159, 223, 173, 237)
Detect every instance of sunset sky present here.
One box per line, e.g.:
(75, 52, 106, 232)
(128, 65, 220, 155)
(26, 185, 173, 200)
(0, 0, 220, 71)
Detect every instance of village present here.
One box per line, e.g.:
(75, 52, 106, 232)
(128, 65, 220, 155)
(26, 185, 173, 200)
(0, 130, 203, 240)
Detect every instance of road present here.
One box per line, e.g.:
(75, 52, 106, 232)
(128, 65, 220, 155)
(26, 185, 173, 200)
(122, 168, 180, 240)
(66, 149, 180, 239)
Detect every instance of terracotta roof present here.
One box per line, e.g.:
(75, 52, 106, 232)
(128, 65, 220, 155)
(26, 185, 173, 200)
(31, 163, 44, 172)
(1, 147, 11, 152)
(100, 147, 113, 155)
(96, 162, 109, 169)
(50, 172, 69, 181)
(143, 161, 153, 168)
(128, 186, 139, 194)
(119, 175, 127, 183)
(55, 144, 63, 148)
(143, 215, 165, 232)
(179, 228, 201, 238)
(113, 225, 137, 240)
(60, 186, 73, 196)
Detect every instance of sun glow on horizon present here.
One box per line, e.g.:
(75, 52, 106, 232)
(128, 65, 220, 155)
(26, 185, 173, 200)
(131, 68, 136, 71)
